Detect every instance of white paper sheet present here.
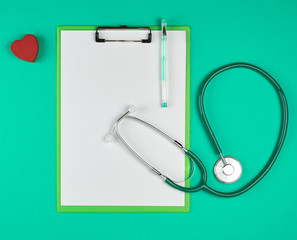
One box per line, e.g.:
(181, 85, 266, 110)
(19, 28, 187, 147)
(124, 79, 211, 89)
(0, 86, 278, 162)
(60, 30, 187, 206)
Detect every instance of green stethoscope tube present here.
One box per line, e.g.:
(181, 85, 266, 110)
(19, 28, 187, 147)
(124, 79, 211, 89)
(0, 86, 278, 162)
(166, 63, 288, 196)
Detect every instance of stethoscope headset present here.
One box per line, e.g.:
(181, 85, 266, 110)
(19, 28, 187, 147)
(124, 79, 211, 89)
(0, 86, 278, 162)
(105, 63, 288, 197)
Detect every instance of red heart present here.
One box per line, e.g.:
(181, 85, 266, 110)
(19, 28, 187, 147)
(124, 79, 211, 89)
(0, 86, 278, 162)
(10, 34, 39, 62)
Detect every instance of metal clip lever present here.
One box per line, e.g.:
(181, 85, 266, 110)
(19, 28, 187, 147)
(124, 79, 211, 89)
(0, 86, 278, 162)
(95, 25, 152, 43)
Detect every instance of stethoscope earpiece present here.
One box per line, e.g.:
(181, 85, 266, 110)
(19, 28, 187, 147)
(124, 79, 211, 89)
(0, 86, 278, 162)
(105, 104, 137, 143)
(104, 134, 115, 143)
(128, 104, 137, 113)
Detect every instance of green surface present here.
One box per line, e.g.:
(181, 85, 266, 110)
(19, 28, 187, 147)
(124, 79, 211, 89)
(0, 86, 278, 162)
(0, 0, 297, 239)
(56, 25, 191, 213)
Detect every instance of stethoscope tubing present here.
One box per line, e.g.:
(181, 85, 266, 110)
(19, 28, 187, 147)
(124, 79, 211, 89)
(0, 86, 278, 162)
(197, 63, 288, 197)
(110, 63, 288, 197)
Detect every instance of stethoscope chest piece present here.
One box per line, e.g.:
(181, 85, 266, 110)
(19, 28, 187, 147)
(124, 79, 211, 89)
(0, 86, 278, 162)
(214, 157, 242, 184)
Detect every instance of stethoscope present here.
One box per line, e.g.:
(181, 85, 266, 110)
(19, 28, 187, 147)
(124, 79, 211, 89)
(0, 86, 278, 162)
(105, 63, 288, 197)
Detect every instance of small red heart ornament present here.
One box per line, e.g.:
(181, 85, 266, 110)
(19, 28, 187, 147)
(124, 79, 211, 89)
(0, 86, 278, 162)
(11, 34, 39, 62)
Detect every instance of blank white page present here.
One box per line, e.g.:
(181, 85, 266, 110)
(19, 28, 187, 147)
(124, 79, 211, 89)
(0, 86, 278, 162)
(60, 29, 187, 206)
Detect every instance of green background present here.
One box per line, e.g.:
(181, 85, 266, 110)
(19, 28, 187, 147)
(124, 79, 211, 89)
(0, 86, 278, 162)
(0, 0, 296, 239)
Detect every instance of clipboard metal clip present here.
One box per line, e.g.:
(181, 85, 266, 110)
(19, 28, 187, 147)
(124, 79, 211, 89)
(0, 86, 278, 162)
(95, 25, 152, 43)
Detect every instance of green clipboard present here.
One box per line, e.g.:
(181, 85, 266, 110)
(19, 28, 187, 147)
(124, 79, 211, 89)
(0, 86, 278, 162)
(57, 25, 191, 213)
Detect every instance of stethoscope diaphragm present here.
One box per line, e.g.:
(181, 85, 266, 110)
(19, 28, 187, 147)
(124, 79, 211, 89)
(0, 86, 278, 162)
(214, 157, 242, 184)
